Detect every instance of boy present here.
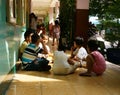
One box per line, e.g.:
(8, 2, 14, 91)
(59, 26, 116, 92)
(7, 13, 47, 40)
(19, 30, 33, 59)
(22, 33, 51, 71)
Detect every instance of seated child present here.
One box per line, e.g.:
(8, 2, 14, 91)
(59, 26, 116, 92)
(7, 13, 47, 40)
(22, 33, 51, 71)
(79, 40, 106, 76)
(39, 34, 50, 53)
(19, 30, 33, 59)
(68, 37, 88, 67)
(52, 50, 80, 75)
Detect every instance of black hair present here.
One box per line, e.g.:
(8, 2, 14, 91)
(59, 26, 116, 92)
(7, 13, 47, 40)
(31, 33, 40, 44)
(87, 40, 99, 51)
(29, 13, 36, 18)
(54, 20, 59, 25)
(37, 24, 41, 29)
(58, 44, 67, 52)
(26, 28, 36, 33)
(29, 13, 37, 23)
(74, 37, 84, 46)
(24, 29, 33, 39)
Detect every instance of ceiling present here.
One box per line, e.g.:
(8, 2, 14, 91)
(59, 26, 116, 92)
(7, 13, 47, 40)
(31, 0, 58, 17)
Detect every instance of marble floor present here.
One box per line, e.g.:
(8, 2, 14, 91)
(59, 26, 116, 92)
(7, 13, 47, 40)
(5, 37, 120, 95)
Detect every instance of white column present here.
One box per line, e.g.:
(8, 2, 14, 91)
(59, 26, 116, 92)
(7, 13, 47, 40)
(76, 0, 89, 9)
(55, 1, 60, 19)
(49, 7, 54, 24)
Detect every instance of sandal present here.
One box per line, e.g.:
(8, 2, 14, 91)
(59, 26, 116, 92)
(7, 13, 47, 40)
(79, 72, 91, 77)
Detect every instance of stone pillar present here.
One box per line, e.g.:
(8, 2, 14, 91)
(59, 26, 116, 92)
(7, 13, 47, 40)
(75, 0, 89, 46)
(25, 0, 31, 28)
(48, 7, 54, 36)
(55, 1, 60, 19)
(49, 7, 54, 24)
(16, 0, 23, 25)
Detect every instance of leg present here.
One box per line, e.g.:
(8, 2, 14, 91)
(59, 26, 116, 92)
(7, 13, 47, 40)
(79, 55, 94, 76)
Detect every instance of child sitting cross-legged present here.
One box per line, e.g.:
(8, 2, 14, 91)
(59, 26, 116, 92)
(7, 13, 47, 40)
(22, 33, 51, 71)
(79, 39, 106, 76)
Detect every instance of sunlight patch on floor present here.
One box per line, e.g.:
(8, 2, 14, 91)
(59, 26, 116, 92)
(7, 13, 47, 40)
(13, 74, 64, 82)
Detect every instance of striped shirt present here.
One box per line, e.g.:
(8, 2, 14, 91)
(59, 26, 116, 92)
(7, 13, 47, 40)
(22, 43, 43, 65)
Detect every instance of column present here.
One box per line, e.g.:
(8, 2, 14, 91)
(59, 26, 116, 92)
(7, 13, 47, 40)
(55, 1, 60, 19)
(49, 7, 54, 24)
(25, 0, 31, 28)
(75, 0, 89, 46)
(16, 0, 23, 25)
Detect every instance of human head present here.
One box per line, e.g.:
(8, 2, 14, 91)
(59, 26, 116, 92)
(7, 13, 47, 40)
(73, 37, 84, 47)
(87, 40, 98, 52)
(24, 30, 33, 42)
(31, 33, 40, 45)
(58, 44, 67, 52)
(54, 20, 59, 25)
(36, 25, 41, 32)
(40, 34, 48, 44)
(29, 13, 36, 18)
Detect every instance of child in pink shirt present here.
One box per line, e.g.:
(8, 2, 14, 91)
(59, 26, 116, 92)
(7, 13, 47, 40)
(79, 40, 106, 76)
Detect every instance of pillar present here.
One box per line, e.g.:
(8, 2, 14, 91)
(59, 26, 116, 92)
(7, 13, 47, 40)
(25, 0, 31, 28)
(55, 1, 60, 19)
(16, 0, 23, 25)
(49, 7, 54, 24)
(75, 0, 89, 46)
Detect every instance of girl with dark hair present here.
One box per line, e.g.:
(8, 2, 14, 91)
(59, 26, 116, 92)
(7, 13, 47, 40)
(68, 37, 88, 67)
(79, 40, 106, 76)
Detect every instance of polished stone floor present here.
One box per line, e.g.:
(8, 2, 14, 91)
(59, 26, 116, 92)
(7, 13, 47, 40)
(5, 37, 120, 95)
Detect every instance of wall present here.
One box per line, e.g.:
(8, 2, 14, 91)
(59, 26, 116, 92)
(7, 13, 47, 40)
(0, 0, 24, 94)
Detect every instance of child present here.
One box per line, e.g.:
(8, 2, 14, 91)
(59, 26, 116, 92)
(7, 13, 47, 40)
(19, 30, 33, 59)
(68, 37, 88, 67)
(39, 34, 50, 53)
(52, 39, 87, 75)
(22, 33, 51, 71)
(52, 49, 80, 75)
(79, 40, 106, 76)
(52, 20, 60, 46)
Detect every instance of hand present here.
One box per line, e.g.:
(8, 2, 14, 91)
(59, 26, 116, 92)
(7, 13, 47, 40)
(39, 38, 44, 43)
(71, 46, 75, 51)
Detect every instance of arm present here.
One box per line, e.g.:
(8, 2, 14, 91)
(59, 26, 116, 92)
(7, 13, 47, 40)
(86, 54, 95, 73)
(70, 46, 77, 58)
(40, 39, 49, 54)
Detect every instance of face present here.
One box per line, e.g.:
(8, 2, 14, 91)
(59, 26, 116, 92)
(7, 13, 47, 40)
(43, 36, 48, 44)
(28, 33, 33, 42)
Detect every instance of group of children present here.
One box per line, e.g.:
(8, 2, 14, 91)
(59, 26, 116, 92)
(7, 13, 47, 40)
(19, 28, 51, 71)
(19, 12, 106, 76)
(19, 28, 106, 77)
(53, 37, 106, 76)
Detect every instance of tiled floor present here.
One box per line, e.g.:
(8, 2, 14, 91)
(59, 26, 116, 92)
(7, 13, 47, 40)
(5, 37, 120, 95)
